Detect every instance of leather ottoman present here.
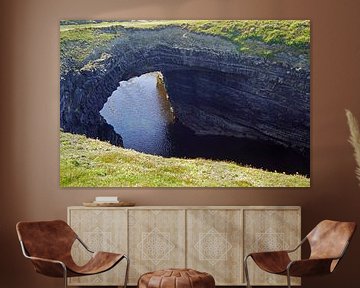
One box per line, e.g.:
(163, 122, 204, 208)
(138, 268, 215, 288)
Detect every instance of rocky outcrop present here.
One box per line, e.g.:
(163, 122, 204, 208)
(60, 27, 310, 153)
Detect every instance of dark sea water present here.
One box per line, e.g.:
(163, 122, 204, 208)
(100, 72, 309, 176)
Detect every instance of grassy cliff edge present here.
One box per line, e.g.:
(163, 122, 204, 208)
(60, 132, 310, 187)
(60, 20, 310, 72)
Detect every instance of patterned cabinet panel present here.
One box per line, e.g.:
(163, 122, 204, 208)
(243, 208, 301, 286)
(67, 206, 301, 286)
(128, 209, 186, 284)
(187, 209, 243, 285)
(68, 208, 128, 286)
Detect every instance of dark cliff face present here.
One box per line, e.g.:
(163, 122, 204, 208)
(60, 27, 310, 153)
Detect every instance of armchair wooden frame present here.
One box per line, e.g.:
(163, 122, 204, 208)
(244, 220, 356, 288)
(16, 220, 129, 288)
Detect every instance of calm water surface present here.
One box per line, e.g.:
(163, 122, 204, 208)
(100, 73, 309, 176)
(100, 72, 174, 156)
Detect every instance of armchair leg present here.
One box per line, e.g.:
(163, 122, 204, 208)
(62, 264, 68, 288)
(123, 255, 130, 288)
(286, 269, 291, 288)
(244, 255, 252, 288)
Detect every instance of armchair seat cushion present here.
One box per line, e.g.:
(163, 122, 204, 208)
(250, 251, 291, 274)
(66, 251, 124, 276)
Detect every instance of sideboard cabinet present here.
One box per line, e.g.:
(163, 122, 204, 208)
(67, 206, 301, 286)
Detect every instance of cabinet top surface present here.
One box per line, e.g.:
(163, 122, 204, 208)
(68, 205, 301, 210)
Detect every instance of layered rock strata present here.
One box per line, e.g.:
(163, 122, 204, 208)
(60, 27, 310, 153)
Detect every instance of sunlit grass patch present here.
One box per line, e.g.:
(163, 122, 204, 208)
(60, 132, 310, 188)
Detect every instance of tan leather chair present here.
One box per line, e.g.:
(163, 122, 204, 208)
(244, 220, 356, 288)
(16, 220, 129, 288)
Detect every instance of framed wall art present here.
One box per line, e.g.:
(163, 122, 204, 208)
(60, 20, 310, 187)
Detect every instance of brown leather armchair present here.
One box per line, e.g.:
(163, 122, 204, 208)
(244, 220, 356, 288)
(16, 220, 129, 288)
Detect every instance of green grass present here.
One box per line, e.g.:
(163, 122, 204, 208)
(176, 20, 310, 54)
(60, 25, 122, 69)
(60, 21, 124, 32)
(60, 20, 310, 49)
(60, 20, 310, 70)
(60, 132, 310, 188)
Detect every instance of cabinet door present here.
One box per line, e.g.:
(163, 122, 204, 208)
(243, 209, 301, 286)
(187, 209, 243, 285)
(68, 208, 127, 286)
(128, 209, 186, 284)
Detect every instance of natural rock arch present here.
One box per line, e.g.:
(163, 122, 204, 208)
(60, 27, 310, 153)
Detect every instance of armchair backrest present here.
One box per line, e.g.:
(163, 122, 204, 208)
(307, 220, 356, 261)
(16, 220, 77, 261)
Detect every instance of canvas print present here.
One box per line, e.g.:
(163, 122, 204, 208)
(60, 20, 310, 187)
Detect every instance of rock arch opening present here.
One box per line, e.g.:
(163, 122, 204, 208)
(100, 71, 175, 156)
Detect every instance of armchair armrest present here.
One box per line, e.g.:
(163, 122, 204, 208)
(245, 236, 306, 259)
(285, 237, 307, 253)
(247, 251, 292, 274)
(76, 235, 94, 253)
(19, 240, 67, 277)
(25, 255, 67, 278)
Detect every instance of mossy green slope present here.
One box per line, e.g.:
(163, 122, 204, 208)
(60, 132, 309, 188)
(60, 20, 310, 72)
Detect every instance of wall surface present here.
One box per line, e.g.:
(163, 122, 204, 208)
(1, 0, 360, 287)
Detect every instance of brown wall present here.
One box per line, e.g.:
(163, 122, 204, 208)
(1, 0, 360, 287)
